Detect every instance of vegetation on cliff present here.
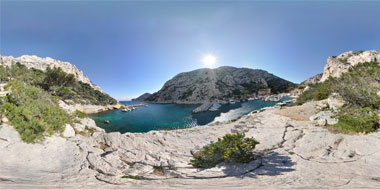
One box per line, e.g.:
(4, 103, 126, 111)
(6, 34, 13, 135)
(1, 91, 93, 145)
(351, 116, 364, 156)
(191, 132, 259, 168)
(0, 63, 117, 143)
(1, 80, 72, 143)
(296, 62, 380, 133)
(0, 63, 117, 105)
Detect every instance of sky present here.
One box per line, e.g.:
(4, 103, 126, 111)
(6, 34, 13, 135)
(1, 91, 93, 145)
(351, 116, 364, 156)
(1, 1, 380, 100)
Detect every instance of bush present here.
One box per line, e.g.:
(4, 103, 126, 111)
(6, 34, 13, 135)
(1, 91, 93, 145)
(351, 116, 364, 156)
(334, 107, 379, 133)
(2, 64, 117, 106)
(75, 110, 87, 118)
(40, 67, 75, 91)
(190, 132, 259, 168)
(330, 62, 380, 109)
(296, 82, 332, 105)
(1, 80, 72, 143)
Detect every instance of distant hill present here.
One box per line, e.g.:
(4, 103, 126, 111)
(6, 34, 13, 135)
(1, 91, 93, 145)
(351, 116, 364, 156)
(299, 73, 322, 87)
(145, 66, 295, 104)
(132, 93, 152, 101)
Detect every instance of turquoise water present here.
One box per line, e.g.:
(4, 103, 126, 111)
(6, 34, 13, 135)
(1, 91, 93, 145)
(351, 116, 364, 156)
(89, 97, 292, 133)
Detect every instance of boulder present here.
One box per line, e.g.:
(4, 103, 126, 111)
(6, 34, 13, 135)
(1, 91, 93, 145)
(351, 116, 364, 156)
(58, 100, 76, 114)
(310, 111, 338, 126)
(62, 124, 76, 138)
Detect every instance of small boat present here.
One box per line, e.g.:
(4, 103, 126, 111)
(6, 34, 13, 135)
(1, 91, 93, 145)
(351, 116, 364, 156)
(104, 120, 110, 124)
(209, 103, 222, 111)
(229, 99, 236, 104)
(121, 108, 130, 112)
(220, 100, 228, 105)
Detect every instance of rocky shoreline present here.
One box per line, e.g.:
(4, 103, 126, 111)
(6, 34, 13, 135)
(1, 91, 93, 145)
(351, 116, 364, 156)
(1, 100, 380, 189)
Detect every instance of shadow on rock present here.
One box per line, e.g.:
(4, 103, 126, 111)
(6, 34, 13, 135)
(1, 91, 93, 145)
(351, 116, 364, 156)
(244, 152, 295, 178)
(221, 151, 295, 179)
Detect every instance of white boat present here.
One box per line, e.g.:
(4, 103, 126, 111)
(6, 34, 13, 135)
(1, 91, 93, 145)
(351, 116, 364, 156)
(209, 103, 222, 111)
(121, 108, 130, 112)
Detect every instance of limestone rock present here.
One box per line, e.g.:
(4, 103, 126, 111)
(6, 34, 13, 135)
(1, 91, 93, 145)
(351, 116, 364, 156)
(145, 66, 295, 104)
(320, 50, 380, 82)
(310, 111, 338, 126)
(58, 100, 76, 114)
(62, 124, 75, 138)
(2, 101, 380, 188)
(0, 54, 104, 92)
(327, 93, 345, 111)
(299, 73, 323, 87)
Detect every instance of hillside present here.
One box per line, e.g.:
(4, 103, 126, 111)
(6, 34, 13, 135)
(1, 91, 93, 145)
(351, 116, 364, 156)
(145, 66, 295, 104)
(0, 55, 116, 106)
(299, 73, 322, 87)
(1, 55, 104, 92)
(320, 50, 380, 82)
(296, 50, 380, 133)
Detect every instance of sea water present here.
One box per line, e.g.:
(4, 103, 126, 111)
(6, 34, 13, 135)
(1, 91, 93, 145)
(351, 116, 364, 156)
(90, 97, 292, 133)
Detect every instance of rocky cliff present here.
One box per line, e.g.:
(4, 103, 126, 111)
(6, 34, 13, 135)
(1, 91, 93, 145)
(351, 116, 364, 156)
(145, 66, 295, 104)
(300, 73, 322, 87)
(320, 50, 380, 82)
(0, 54, 103, 92)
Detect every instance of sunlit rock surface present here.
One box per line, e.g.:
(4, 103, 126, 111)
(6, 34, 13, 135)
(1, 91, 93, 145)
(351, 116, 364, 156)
(1, 102, 380, 189)
(320, 50, 380, 82)
(0, 54, 103, 92)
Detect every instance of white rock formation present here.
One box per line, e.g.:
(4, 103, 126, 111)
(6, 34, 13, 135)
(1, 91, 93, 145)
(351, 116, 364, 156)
(62, 124, 76, 138)
(320, 50, 380, 82)
(1, 103, 380, 188)
(0, 54, 103, 92)
(309, 111, 338, 126)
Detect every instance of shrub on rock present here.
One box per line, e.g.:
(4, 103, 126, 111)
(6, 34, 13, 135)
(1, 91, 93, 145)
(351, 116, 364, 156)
(190, 132, 259, 168)
(1, 80, 72, 143)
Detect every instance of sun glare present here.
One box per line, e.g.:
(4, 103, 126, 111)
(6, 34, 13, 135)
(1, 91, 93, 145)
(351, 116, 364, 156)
(202, 55, 217, 67)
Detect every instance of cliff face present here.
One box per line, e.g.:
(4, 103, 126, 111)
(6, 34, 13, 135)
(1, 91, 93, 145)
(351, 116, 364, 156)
(145, 66, 294, 104)
(300, 73, 322, 86)
(320, 50, 380, 82)
(0, 54, 103, 92)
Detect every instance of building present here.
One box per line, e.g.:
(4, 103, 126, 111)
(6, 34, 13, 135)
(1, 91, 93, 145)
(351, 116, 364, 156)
(258, 89, 271, 96)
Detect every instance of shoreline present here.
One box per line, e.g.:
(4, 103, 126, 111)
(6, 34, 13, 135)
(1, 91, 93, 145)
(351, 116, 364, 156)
(76, 103, 145, 114)
(89, 96, 296, 135)
(1, 100, 380, 188)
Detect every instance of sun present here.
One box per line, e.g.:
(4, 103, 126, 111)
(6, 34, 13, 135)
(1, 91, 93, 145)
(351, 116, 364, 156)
(202, 54, 217, 67)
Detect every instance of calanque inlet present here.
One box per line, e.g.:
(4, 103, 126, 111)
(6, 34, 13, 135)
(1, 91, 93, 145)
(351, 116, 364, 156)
(1, 50, 380, 188)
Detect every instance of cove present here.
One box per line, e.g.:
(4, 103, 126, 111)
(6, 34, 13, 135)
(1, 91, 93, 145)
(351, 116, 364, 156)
(89, 97, 292, 133)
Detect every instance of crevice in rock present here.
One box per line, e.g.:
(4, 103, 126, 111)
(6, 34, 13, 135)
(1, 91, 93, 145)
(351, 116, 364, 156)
(94, 175, 121, 185)
(333, 177, 354, 187)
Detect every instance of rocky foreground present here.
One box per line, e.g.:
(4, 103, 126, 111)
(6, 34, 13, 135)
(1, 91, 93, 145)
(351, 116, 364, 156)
(1, 101, 380, 189)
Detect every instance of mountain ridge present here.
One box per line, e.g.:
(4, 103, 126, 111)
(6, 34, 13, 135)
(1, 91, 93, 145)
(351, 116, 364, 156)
(145, 66, 295, 104)
(0, 54, 104, 93)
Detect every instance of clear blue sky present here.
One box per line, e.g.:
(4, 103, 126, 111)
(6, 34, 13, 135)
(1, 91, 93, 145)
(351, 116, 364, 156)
(1, 1, 380, 100)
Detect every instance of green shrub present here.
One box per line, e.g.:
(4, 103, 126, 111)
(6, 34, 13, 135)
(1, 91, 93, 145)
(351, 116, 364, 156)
(334, 107, 379, 133)
(75, 110, 87, 118)
(190, 132, 259, 168)
(296, 82, 332, 105)
(1, 80, 72, 143)
(330, 62, 380, 109)
(40, 67, 75, 91)
(2, 63, 117, 106)
(296, 62, 380, 107)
